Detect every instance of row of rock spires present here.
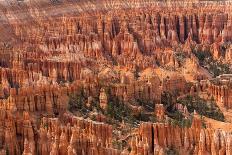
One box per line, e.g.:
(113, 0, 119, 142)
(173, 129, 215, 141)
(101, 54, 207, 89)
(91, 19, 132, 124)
(12, 7, 232, 59)
(134, 121, 232, 155)
(1, 9, 230, 85)
(0, 75, 162, 113)
(189, 76, 232, 109)
(0, 109, 117, 155)
(0, 71, 161, 155)
(0, 77, 229, 155)
(2, 2, 232, 88)
(0, 108, 230, 155)
(0, 113, 231, 155)
(0, 81, 228, 155)
(0, 47, 186, 83)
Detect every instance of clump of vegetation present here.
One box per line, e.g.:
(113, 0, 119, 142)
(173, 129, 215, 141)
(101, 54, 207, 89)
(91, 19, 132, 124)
(206, 59, 231, 77)
(106, 94, 156, 124)
(136, 98, 154, 112)
(174, 52, 188, 64)
(68, 88, 103, 116)
(106, 96, 136, 123)
(161, 92, 192, 127)
(68, 86, 157, 126)
(177, 95, 225, 122)
(68, 88, 88, 114)
(166, 147, 179, 155)
(161, 92, 221, 127)
(167, 111, 192, 128)
(112, 140, 127, 150)
(161, 92, 173, 111)
(193, 50, 211, 65)
(193, 49, 231, 77)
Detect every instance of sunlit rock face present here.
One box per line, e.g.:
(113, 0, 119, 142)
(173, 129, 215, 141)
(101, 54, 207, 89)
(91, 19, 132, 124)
(0, 0, 231, 154)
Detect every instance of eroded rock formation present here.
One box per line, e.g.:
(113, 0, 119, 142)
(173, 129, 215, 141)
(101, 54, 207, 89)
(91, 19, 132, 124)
(0, 0, 231, 154)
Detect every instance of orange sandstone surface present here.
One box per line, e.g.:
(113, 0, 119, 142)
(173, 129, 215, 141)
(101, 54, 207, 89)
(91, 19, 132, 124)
(0, 0, 231, 155)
